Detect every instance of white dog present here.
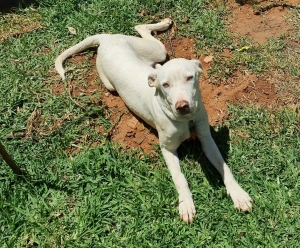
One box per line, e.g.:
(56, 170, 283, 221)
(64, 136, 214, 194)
(55, 18, 252, 223)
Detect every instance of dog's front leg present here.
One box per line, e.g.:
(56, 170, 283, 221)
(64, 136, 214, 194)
(195, 117, 253, 212)
(199, 136, 253, 211)
(161, 147, 196, 223)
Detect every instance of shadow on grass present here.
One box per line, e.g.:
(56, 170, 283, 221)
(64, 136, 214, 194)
(3, 121, 230, 195)
(0, 0, 37, 12)
(178, 125, 230, 189)
(3, 169, 76, 195)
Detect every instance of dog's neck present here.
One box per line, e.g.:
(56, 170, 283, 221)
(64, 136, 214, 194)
(154, 90, 172, 118)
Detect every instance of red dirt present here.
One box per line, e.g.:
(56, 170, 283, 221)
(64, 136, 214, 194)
(229, 0, 295, 44)
(100, 89, 159, 155)
(50, 2, 294, 154)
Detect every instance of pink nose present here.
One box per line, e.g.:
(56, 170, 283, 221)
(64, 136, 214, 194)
(175, 100, 190, 115)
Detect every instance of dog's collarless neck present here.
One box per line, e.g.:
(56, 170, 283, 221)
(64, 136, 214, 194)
(154, 91, 176, 120)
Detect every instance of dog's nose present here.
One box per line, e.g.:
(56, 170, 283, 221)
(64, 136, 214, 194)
(175, 100, 190, 115)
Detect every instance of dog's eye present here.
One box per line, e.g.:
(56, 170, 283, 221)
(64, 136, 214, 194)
(187, 76, 193, 81)
(162, 82, 170, 88)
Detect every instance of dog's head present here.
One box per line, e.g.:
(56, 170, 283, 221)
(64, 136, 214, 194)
(148, 58, 202, 118)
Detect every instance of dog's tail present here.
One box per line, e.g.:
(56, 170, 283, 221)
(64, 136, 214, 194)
(55, 35, 101, 80)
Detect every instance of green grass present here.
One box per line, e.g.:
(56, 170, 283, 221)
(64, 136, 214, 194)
(1, 107, 299, 247)
(0, 0, 300, 247)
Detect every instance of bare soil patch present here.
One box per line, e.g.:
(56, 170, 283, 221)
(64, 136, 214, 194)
(228, 0, 299, 108)
(228, 0, 295, 44)
(0, 11, 42, 43)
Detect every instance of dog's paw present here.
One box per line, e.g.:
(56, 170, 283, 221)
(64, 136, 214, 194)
(178, 192, 196, 224)
(227, 183, 253, 212)
(162, 18, 172, 25)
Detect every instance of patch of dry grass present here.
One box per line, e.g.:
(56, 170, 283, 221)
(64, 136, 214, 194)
(272, 72, 300, 108)
(0, 8, 42, 43)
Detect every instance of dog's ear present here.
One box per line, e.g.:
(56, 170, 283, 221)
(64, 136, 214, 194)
(148, 73, 158, 88)
(192, 59, 203, 73)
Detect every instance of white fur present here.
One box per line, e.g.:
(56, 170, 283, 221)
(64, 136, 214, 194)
(55, 19, 252, 224)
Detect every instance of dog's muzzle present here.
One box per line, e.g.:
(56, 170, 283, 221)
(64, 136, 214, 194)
(175, 100, 191, 115)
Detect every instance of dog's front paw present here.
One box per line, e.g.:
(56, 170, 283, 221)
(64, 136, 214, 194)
(178, 192, 196, 224)
(227, 183, 253, 212)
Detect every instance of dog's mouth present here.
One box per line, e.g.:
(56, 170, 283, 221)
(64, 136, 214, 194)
(177, 107, 191, 116)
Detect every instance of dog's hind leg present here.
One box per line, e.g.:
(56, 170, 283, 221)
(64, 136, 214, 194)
(96, 64, 116, 91)
(134, 18, 172, 40)
(130, 19, 172, 64)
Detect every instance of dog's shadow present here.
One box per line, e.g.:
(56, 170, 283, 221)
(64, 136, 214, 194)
(0, 0, 37, 12)
(109, 101, 230, 189)
(177, 125, 230, 189)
